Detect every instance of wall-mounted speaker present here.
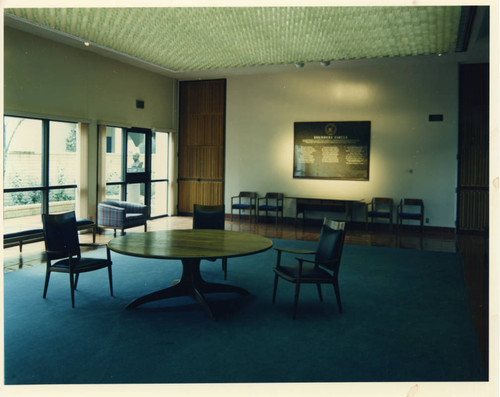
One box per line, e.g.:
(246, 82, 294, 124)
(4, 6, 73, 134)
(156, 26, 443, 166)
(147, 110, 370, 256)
(429, 114, 443, 122)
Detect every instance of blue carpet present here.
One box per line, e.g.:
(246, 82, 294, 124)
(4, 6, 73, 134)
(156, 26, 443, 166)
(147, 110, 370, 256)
(4, 240, 485, 384)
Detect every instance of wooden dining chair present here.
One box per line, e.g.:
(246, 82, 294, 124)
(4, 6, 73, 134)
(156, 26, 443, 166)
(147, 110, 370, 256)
(193, 204, 228, 279)
(257, 192, 284, 223)
(230, 191, 258, 222)
(366, 197, 394, 231)
(42, 211, 113, 308)
(272, 218, 346, 319)
(397, 198, 425, 234)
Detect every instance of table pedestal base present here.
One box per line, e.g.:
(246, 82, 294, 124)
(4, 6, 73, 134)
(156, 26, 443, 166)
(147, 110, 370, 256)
(125, 258, 249, 320)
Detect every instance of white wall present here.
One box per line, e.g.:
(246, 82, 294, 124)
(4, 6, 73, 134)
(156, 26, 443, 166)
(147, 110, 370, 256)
(4, 27, 461, 228)
(4, 27, 178, 220)
(226, 63, 459, 228)
(4, 28, 177, 130)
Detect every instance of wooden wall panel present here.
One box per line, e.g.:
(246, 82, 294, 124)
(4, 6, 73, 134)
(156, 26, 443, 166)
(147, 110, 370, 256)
(178, 146, 201, 179)
(200, 147, 224, 179)
(458, 190, 489, 231)
(457, 63, 489, 232)
(178, 180, 200, 213)
(199, 181, 223, 205)
(178, 79, 226, 214)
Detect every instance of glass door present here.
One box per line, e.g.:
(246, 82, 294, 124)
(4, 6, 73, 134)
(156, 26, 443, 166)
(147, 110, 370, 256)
(125, 129, 149, 206)
(104, 127, 169, 218)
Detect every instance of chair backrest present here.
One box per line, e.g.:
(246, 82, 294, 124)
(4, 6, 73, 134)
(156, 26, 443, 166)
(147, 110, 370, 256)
(401, 198, 423, 208)
(315, 219, 346, 272)
(323, 218, 345, 230)
(193, 204, 225, 230)
(265, 192, 283, 200)
(42, 211, 81, 260)
(372, 197, 393, 211)
(239, 191, 257, 198)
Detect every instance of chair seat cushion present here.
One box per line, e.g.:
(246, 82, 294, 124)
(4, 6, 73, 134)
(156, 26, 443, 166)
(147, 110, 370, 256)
(76, 219, 94, 227)
(232, 204, 255, 209)
(399, 212, 422, 219)
(259, 205, 282, 211)
(4, 229, 43, 239)
(368, 211, 391, 217)
(274, 265, 333, 281)
(52, 257, 111, 272)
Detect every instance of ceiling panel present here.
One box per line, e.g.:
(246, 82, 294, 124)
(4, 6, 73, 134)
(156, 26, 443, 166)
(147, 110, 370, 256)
(5, 6, 467, 72)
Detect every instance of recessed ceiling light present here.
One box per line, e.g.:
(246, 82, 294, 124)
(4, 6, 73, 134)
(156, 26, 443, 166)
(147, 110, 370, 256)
(84, 41, 90, 47)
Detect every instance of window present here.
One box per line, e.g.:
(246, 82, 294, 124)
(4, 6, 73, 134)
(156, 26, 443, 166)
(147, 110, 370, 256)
(103, 127, 170, 218)
(105, 127, 124, 201)
(3, 116, 79, 232)
(150, 131, 169, 217)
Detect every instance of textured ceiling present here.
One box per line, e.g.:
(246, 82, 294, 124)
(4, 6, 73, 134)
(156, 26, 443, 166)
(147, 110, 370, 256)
(5, 6, 469, 72)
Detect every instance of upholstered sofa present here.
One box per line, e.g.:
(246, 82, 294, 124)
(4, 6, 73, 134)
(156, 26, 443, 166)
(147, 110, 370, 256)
(97, 201, 148, 236)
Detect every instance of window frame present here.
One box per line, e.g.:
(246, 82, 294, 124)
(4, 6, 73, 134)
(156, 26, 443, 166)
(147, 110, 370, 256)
(102, 127, 170, 219)
(3, 115, 79, 221)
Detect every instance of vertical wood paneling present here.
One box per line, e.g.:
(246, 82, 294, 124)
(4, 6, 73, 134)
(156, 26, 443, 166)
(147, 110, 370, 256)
(178, 180, 200, 213)
(200, 147, 224, 179)
(200, 181, 223, 205)
(178, 80, 226, 214)
(457, 64, 489, 232)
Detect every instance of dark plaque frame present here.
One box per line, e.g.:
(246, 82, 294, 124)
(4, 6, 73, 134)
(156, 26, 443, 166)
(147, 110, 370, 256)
(293, 121, 371, 180)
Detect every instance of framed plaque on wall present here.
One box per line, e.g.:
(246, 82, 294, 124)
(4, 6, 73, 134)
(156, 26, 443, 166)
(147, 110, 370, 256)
(293, 121, 371, 180)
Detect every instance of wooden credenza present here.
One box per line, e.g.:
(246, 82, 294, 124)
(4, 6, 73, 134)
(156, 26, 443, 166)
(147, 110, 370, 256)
(288, 197, 365, 223)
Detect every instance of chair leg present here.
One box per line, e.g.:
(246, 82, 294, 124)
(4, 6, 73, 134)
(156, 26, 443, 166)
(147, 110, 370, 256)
(316, 283, 323, 301)
(74, 273, 79, 290)
(272, 274, 279, 304)
(222, 258, 228, 280)
(108, 265, 114, 296)
(333, 279, 342, 313)
(293, 282, 301, 319)
(69, 273, 76, 308)
(42, 268, 51, 298)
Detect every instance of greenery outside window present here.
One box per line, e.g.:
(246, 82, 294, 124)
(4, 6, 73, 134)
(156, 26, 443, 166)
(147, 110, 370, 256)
(3, 116, 79, 232)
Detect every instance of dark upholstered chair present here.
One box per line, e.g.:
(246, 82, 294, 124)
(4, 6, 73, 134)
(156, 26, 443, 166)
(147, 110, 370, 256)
(366, 197, 394, 231)
(231, 191, 257, 222)
(42, 211, 113, 308)
(397, 198, 425, 234)
(97, 201, 147, 236)
(257, 192, 284, 223)
(193, 204, 228, 280)
(272, 218, 346, 319)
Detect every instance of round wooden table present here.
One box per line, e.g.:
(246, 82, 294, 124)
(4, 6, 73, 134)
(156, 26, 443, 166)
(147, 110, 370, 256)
(108, 229, 273, 320)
